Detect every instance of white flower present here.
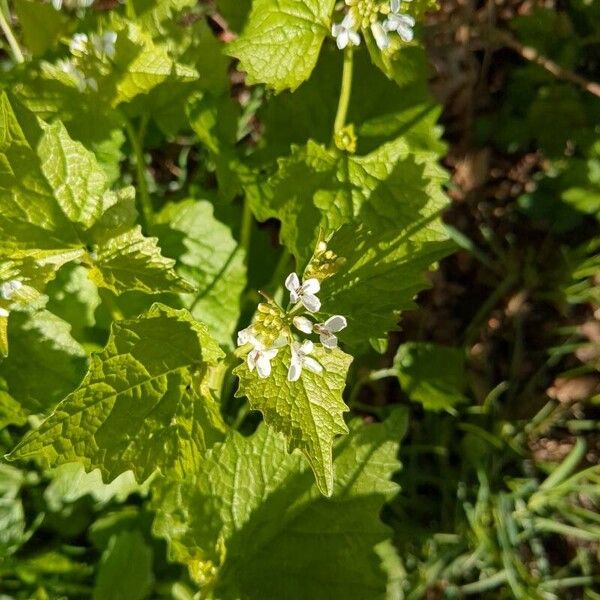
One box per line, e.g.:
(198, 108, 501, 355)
(314, 315, 347, 348)
(69, 33, 89, 54)
(371, 21, 390, 50)
(332, 12, 361, 50)
(237, 328, 284, 379)
(0, 307, 9, 318)
(92, 31, 117, 58)
(288, 340, 323, 382)
(52, 0, 63, 9)
(293, 315, 347, 348)
(285, 272, 321, 313)
(384, 0, 416, 42)
(293, 315, 313, 334)
(0, 280, 23, 300)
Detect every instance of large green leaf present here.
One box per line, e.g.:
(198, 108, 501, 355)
(234, 344, 352, 496)
(320, 225, 453, 349)
(151, 410, 407, 598)
(0, 93, 191, 311)
(228, 0, 335, 92)
(153, 200, 246, 348)
(0, 310, 88, 414)
(250, 132, 450, 266)
(8, 304, 226, 482)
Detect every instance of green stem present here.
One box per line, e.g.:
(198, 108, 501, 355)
(0, 3, 24, 64)
(124, 116, 153, 231)
(240, 198, 253, 259)
(332, 47, 354, 136)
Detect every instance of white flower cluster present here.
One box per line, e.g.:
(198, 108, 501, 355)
(51, 0, 94, 10)
(332, 0, 415, 51)
(58, 31, 117, 92)
(0, 279, 23, 318)
(237, 272, 347, 382)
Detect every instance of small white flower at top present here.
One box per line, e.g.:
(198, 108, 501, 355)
(293, 315, 347, 348)
(285, 272, 321, 313)
(332, 12, 361, 50)
(52, 0, 94, 10)
(0, 280, 22, 300)
(288, 340, 323, 382)
(384, 0, 415, 42)
(69, 33, 89, 55)
(91, 31, 117, 58)
(238, 328, 283, 379)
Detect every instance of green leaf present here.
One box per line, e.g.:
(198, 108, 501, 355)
(13, 0, 67, 57)
(93, 531, 154, 600)
(320, 225, 453, 349)
(153, 200, 246, 348)
(8, 304, 227, 482)
(252, 132, 450, 266)
(228, 0, 335, 92)
(88, 226, 195, 295)
(234, 344, 352, 496)
(151, 410, 407, 597)
(0, 93, 189, 299)
(45, 264, 102, 343)
(110, 20, 198, 107)
(393, 342, 468, 411)
(186, 92, 242, 201)
(0, 310, 88, 414)
(0, 381, 27, 430)
(44, 464, 149, 512)
(0, 464, 26, 556)
(39, 121, 108, 229)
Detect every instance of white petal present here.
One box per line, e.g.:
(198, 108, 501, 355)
(348, 30, 361, 46)
(341, 12, 355, 29)
(285, 272, 300, 293)
(302, 278, 320, 294)
(324, 315, 347, 333)
(287, 359, 302, 382)
(390, 0, 401, 13)
(371, 22, 390, 49)
(262, 348, 279, 360)
(300, 340, 314, 355)
(237, 327, 252, 346)
(303, 357, 323, 374)
(52, 0, 62, 9)
(397, 23, 414, 42)
(302, 293, 321, 313)
(0, 280, 22, 300)
(247, 350, 257, 372)
(332, 23, 342, 37)
(256, 355, 272, 378)
(0, 307, 9, 318)
(399, 14, 416, 26)
(336, 30, 349, 50)
(293, 316, 313, 334)
(320, 332, 338, 349)
(290, 290, 299, 303)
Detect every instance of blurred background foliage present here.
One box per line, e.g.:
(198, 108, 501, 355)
(0, 0, 599, 598)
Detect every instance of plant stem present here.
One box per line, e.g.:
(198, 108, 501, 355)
(332, 47, 354, 137)
(493, 29, 600, 99)
(0, 3, 24, 64)
(124, 116, 153, 231)
(240, 198, 253, 259)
